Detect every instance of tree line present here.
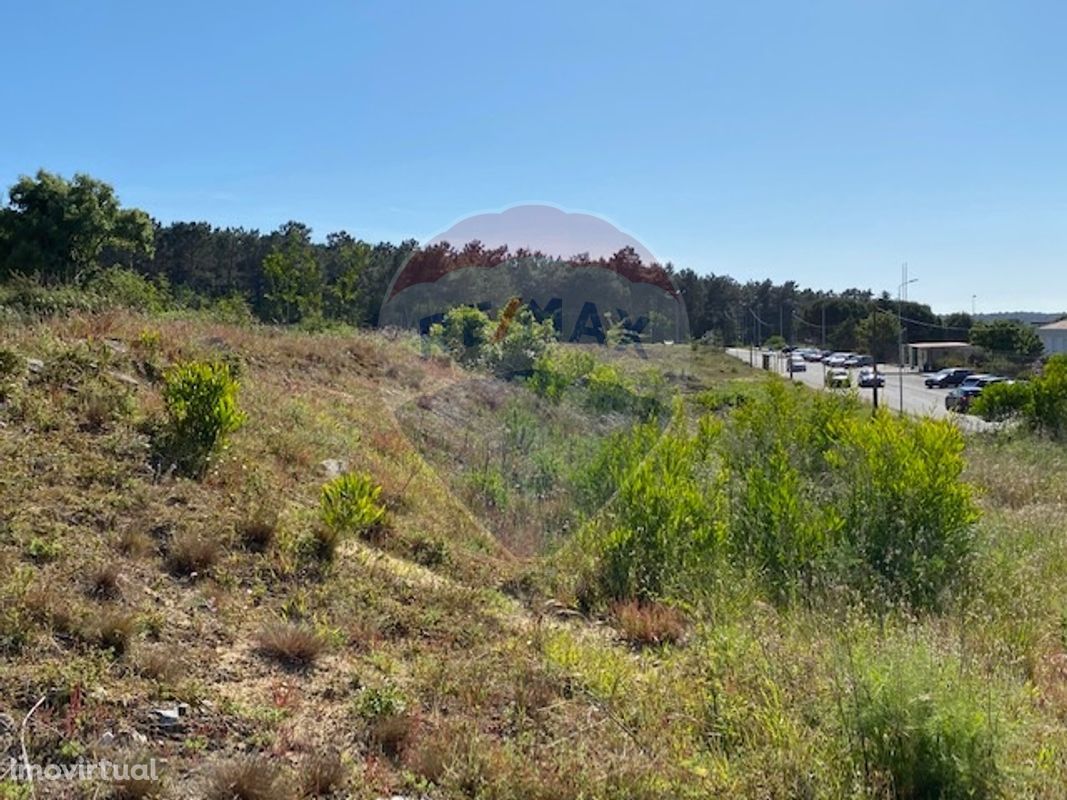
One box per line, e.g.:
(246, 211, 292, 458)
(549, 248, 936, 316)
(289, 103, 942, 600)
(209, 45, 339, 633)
(0, 170, 1044, 362)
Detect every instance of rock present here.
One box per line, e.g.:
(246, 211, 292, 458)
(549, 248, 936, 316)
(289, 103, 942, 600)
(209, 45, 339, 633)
(149, 703, 191, 729)
(26, 358, 43, 373)
(103, 338, 129, 355)
(107, 370, 140, 387)
(319, 458, 348, 478)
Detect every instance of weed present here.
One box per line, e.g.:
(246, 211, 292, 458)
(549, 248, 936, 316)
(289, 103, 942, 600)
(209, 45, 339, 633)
(320, 472, 386, 538)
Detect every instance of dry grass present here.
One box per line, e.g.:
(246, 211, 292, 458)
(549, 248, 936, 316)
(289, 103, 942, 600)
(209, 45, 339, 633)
(135, 644, 185, 683)
(236, 511, 277, 552)
(117, 528, 155, 558)
(368, 711, 417, 759)
(89, 562, 123, 599)
(255, 620, 325, 668)
(296, 749, 347, 797)
(206, 756, 285, 800)
(611, 600, 688, 647)
(165, 531, 220, 576)
(88, 607, 137, 655)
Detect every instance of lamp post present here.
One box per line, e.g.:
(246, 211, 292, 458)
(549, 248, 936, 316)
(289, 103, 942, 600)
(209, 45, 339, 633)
(898, 273, 919, 415)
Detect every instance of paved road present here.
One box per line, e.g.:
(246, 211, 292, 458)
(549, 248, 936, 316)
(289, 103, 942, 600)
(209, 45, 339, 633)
(725, 348, 993, 431)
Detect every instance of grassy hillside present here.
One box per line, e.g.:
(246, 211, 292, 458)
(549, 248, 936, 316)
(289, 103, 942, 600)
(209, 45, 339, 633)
(2, 309, 1067, 798)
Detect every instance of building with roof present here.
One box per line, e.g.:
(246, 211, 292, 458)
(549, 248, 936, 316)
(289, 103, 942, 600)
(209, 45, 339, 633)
(906, 341, 976, 371)
(1037, 319, 1067, 355)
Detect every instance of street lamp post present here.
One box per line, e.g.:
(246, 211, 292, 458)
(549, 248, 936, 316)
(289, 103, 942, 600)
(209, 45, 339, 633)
(898, 271, 919, 415)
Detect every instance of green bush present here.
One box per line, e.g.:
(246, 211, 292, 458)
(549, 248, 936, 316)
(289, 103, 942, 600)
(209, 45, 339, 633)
(86, 266, 171, 312)
(576, 408, 726, 603)
(573, 380, 979, 610)
(585, 363, 633, 413)
(972, 380, 1032, 422)
(156, 360, 246, 477)
(1028, 355, 1067, 440)
(846, 639, 1005, 799)
(827, 413, 979, 608)
(528, 347, 596, 401)
(430, 304, 555, 378)
(0, 348, 19, 379)
(0, 348, 19, 401)
(320, 472, 386, 537)
(429, 305, 495, 368)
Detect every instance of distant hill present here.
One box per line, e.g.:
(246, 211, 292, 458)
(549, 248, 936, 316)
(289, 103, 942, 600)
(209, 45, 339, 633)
(975, 311, 1066, 325)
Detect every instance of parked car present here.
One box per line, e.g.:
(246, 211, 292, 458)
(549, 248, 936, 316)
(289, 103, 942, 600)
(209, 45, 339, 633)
(802, 349, 824, 362)
(825, 352, 850, 367)
(945, 385, 983, 412)
(857, 367, 885, 388)
(960, 373, 1002, 389)
(825, 367, 851, 388)
(844, 354, 872, 368)
(925, 368, 973, 388)
(789, 356, 807, 372)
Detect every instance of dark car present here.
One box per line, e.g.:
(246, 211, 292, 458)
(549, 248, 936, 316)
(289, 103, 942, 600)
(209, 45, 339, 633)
(925, 368, 974, 388)
(945, 385, 983, 412)
(857, 367, 885, 388)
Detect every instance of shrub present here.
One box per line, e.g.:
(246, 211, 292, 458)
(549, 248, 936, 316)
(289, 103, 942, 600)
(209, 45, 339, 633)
(87, 267, 171, 313)
(826, 413, 979, 608)
(972, 380, 1033, 423)
(0, 348, 19, 379)
(585, 363, 633, 413)
(429, 305, 494, 367)
(1027, 354, 1067, 440)
(320, 472, 386, 538)
(579, 409, 726, 603)
(155, 360, 246, 477)
(845, 640, 1006, 799)
(528, 347, 595, 401)
(431, 303, 556, 377)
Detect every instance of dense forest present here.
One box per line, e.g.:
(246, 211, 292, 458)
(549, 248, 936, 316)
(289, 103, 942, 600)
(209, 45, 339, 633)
(0, 170, 999, 354)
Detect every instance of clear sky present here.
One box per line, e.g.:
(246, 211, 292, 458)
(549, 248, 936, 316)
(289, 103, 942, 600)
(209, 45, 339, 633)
(2, 1, 1064, 313)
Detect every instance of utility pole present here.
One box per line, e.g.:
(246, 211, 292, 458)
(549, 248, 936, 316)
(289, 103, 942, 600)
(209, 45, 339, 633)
(898, 269, 918, 416)
(821, 304, 826, 349)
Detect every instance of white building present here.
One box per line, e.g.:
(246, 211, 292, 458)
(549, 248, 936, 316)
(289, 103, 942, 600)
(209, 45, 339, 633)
(1037, 319, 1067, 355)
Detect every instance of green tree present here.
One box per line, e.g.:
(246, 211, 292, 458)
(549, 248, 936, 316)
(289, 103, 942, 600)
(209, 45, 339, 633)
(262, 222, 323, 323)
(857, 311, 901, 362)
(324, 232, 370, 323)
(969, 320, 1043, 362)
(0, 170, 154, 282)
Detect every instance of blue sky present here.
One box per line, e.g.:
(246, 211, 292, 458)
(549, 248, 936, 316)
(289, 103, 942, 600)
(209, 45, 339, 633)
(2, 1, 1064, 312)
